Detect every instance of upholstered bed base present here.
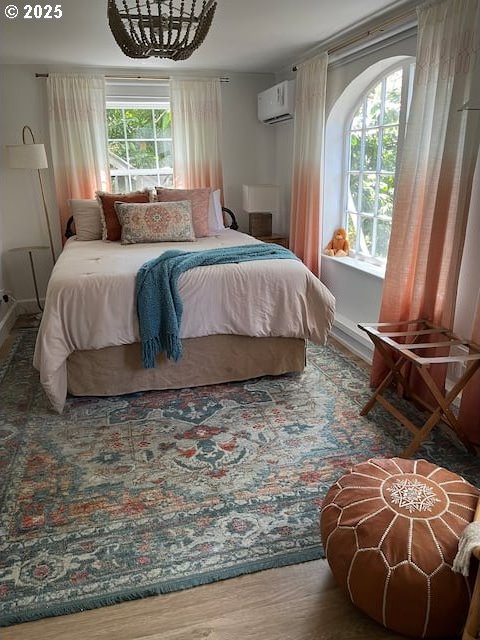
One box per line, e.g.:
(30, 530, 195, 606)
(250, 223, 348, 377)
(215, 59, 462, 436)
(67, 335, 306, 397)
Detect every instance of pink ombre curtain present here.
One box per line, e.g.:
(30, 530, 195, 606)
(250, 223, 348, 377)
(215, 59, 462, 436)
(170, 78, 224, 191)
(371, 0, 480, 442)
(289, 52, 328, 275)
(458, 293, 480, 444)
(456, 156, 480, 444)
(47, 74, 110, 241)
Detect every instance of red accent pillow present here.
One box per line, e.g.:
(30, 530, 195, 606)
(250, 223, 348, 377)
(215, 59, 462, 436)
(97, 190, 150, 241)
(155, 187, 211, 238)
(321, 458, 479, 639)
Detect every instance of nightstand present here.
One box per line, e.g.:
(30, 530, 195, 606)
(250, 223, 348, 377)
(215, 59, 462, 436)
(256, 235, 289, 248)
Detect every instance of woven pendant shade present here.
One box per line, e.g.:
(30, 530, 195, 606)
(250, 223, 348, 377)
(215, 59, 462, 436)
(108, 0, 217, 61)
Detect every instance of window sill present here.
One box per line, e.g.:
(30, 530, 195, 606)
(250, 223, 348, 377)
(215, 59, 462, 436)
(321, 253, 385, 279)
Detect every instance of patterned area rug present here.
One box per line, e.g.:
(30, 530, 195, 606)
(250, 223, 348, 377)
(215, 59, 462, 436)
(0, 330, 478, 626)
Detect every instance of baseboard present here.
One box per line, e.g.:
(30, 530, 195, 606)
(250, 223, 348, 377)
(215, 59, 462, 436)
(330, 313, 374, 364)
(0, 301, 18, 349)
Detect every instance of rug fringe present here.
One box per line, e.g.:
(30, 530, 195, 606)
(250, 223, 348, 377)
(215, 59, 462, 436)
(0, 547, 324, 627)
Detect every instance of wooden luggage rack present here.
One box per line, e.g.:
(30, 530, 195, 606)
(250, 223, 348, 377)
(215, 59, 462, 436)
(358, 319, 480, 458)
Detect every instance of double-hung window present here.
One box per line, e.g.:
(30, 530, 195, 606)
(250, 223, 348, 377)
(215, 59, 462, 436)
(106, 102, 173, 192)
(344, 62, 414, 264)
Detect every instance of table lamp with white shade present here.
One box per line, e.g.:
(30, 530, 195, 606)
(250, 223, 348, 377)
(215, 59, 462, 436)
(242, 184, 279, 237)
(6, 125, 56, 265)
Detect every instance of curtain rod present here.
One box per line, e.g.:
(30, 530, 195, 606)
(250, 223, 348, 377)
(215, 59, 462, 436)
(292, 6, 416, 71)
(35, 73, 230, 82)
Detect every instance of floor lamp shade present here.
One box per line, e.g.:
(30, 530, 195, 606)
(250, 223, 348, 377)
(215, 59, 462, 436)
(6, 126, 55, 265)
(7, 143, 48, 170)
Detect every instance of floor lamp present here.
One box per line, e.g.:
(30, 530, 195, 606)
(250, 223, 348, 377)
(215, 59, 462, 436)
(6, 125, 56, 265)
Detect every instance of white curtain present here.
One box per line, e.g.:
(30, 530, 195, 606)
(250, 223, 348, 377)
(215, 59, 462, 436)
(47, 74, 110, 240)
(289, 52, 328, 275)
(170, 78, 224, 191)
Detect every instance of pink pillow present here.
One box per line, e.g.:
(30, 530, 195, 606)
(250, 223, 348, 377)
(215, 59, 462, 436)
(155, 187, 211, 238)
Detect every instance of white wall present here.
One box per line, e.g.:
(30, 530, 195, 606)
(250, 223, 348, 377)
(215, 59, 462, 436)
(0, 64, 275, 335)
(0, 64, 55, 340)
(274, 31, 418, 360)
(220, 74, 277, 231)
(0, 165, 13, 342)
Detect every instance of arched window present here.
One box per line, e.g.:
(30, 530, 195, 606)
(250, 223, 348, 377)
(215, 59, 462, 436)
(344, 61, 414, 264)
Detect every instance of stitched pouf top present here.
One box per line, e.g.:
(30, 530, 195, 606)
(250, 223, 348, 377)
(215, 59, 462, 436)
(320, 458, 479, 639)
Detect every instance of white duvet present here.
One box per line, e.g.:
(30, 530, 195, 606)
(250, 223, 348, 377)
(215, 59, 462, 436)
(34, 230, 335, 413)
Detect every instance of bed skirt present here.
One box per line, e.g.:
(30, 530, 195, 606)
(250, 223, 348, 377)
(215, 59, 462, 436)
(67, 335, 306, 397)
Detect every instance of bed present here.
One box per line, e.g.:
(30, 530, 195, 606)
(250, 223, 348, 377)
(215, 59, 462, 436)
(33, 229, 335, 413)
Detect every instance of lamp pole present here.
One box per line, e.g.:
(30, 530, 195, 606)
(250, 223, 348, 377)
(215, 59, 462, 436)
(21, 125, 56, 265)
(37, 166, 56, 265)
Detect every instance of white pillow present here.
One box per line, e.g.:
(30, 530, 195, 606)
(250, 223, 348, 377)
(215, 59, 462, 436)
(68, 199, 103, 241)
(207, 189, 225, 233)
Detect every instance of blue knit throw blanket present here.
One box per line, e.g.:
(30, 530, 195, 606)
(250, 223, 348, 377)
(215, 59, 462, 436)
(136, 243, 298, 367)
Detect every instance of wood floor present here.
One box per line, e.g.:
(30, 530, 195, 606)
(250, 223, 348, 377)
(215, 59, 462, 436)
(2, 320, 408, 640)
(4, 561, 408, 640)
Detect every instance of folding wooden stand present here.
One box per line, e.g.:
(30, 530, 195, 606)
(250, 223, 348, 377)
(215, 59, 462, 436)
(358, 320, 480, 458)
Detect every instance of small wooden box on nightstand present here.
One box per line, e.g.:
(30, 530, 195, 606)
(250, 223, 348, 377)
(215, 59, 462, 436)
(249, 213, 272, 237)
(256, 235, 289, 248)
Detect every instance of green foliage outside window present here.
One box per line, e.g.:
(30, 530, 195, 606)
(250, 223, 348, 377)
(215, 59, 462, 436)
(345, 66, 409, 261)
(107, 106, 173, 191)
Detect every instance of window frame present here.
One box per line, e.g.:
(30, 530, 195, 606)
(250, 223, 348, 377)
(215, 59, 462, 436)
(342, 60, 414, 266)
(106, 100, 174, 192)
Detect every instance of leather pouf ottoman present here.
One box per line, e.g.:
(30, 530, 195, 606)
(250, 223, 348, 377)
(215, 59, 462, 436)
(320, 458, 479, 639)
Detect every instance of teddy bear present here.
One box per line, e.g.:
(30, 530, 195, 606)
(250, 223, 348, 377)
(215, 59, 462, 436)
(324, 228, 350, 257)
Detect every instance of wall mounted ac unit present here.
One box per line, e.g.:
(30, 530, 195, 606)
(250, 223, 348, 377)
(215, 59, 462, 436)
(258, 80, 295, 125)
